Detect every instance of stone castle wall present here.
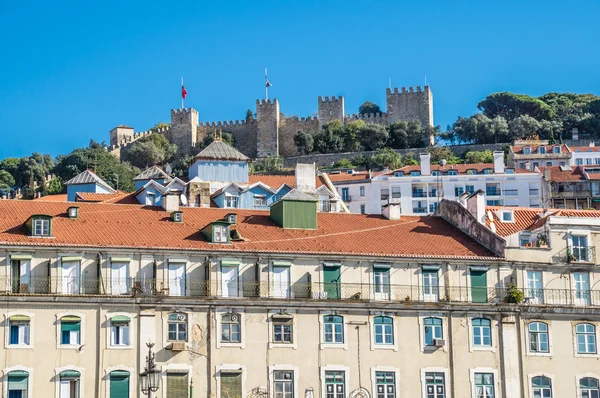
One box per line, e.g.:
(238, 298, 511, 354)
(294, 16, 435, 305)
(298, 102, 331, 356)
(197, 120, 258, 159)
(279, 116, 319, 157)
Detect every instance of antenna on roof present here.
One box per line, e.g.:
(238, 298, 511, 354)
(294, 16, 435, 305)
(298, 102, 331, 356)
(424, 75, 427, 86)
(388, 77, 392, 89)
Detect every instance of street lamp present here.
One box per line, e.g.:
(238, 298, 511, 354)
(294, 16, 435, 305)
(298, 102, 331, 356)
(140, 342, 160, 397)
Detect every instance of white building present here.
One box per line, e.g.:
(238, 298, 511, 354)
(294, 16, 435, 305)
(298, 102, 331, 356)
(330, 152, 544, 215)
(570, 145, 600, 166)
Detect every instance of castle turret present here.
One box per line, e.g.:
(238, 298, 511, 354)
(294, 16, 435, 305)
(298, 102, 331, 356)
(109, 125, 134, 147)
(318, 96, 344, 128)
(386, 86, 433, 127)
(167, 108, 199, 155)
(256, 99, 280, 158)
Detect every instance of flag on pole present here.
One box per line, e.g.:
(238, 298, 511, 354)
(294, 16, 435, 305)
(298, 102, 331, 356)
(181, 85, 188, 99)
(265, 68, 272, 87)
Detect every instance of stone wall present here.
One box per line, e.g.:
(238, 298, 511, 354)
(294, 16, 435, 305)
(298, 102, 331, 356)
(197, 120, 258, 158)
(279, 116, 319, 158)
(318, 96, 344, 128)
(167, 108, 199, 156)
(256, 99, 280, 158)
(386, 86, 433, 127)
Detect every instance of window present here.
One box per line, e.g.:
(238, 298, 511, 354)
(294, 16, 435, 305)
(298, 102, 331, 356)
(374, 316, 394, 345)
(545, 161, 552, 167)
(393, 171, 404, 177)
(574, 272, 591, 305)
(167, 313, 187, 342)
(466, 185, 475, 194)
(254, 195, 267, 207)
(506, 168, 515, 174)
(520, 233, 532, 247)
(60, 316, 81, 346)
(391, 186, 401, 199)
(587, 158, 593, 165)
(272, 316, 292, 343)
(532, 162, 539, 169)
(576, 323, 597, 354)
(360, 186, 365, 197)
(422, 269, 439, 302)
(8, 370, 29, 398)
(360, 205, 365, 214)
(483, 169, 493, 174)
(410, 171, 421, 176)
(526, 271, 543, 302)
(373, 267, 390, 299)
(553, 146, 561, 154)
(273, 371, 294, 398)
(424, 372, 445, 398)
(447, 169, 458, 176)
(33, 218, 50, 236)
(502, 211, 513, 222)
(380, 188, 389, 201)
(375, 371, 395, 398)
(538, 147, 546, 154)
(214, 225, 229, 243)
(110, 316, 130, 347)
(325, 371, 345, 398)
(220, 371, 242, 398)
(571, 235, 589, 261)
(110, 370, 130, 398)
(324, 315, 343, 344)
(519, 163, 526, 169)
(472, 318, 492, 347)
(523, 147, 531, 154)
(579, 377, 599, 398)
(8, 315, 30, 346)
(221, 313, 241, 343)
(596, 159, 600, 165)
(146, 192, 155, 205)
(474, 373, 494, 398)
(59, 370, 80, 398)
(424, 317, 443, 346)
(455, 186, 464, 197)
(342, 188, 350, 201)
(466, 169, 477, 175)
(166, 372, 188, 398)
(531, 376, 552, 398)
(528, 322, 549, 353)
(577, 158, 584, 165)
(225, 195, 239, 208)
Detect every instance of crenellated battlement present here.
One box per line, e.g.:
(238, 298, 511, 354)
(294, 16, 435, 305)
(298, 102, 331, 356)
(287, 116, 315, 122)
(344, 112, 388, 125)
(256, 99, 278, 106)
(386, 86, 430, 95)
(198, 120, 248, 128)
(318, 95, 343, 103)
(171, 108, 198, 116)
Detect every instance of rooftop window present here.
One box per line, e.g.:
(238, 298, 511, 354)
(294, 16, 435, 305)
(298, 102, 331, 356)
(410, 171, 421, 176)
(483, 169, 493, 174)
(27, 215, 52, 237)
(447, 170, 458, 176)
(538, 147, 546, 154)
(466, 169, 477, 175)
(501, 211, 514, 223)
(523, 147, 531, 154)
(505, 168, 516, 174)
(553, 146, 561, 154)
(392, 171, 404, 177)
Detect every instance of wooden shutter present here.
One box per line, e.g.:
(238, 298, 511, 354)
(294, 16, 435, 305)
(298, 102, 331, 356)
(167, 372, 188, 398)
(221, 372, 242, 398)
(470, 270, 488, 303)
(110, 371, 130, 398)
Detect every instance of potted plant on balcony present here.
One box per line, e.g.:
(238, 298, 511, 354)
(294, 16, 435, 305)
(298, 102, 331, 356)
(504, 283, 525, 304)
(536, 233, 548, 248)
(566, 248, 576, 263)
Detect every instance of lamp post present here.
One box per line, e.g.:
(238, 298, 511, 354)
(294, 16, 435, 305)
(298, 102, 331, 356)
(437, 159, 447, 209)
(140, 342, 160, 398)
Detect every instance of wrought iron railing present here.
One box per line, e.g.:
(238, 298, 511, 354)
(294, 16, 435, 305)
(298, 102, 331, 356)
(553, 246, 597, 264)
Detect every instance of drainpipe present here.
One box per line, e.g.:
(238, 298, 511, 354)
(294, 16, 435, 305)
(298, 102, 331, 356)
(447, 312, 456, 398)
(190, 378, 194, 398)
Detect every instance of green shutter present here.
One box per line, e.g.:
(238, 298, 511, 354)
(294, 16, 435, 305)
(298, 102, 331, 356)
(8, 371, 28, 390)
(110, 315, 131, 322)
(221, 372, 242, 398)
(60, 370, 81, 379)
(61, 316, 81, 322)
(272, 260, 292, 267)
(110, 371, 130, 398)
(9, 315, 30, 322)
(471, 270, 488, 303)
(323, 265, 341, 300)
(111, 257, 131, 263)
(10, 255, 32, 260)
(167, 372, 188, 398)
(373, 264, 391, 270)
(221, 260, 240, 266)
(61, 321, 81, 331)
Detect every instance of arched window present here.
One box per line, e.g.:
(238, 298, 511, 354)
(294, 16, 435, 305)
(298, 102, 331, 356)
(167, 313, 187, 342)
(528, 322, 549, 353)
(576, 323, 597, 354)
(579, 377, 599, 398)
(472, 318, 492, 347)
(221, 313, 241, 343)
(373, 316, 394, 345)
(424, 317, 443, 346)
(109, 370, 130, 398)
(324, 315, 343, 344)
(60, 315, 81, 346)
(8, 314, 31, 346)
(531, 376, 552, 397)
(59, 370, 80, 398)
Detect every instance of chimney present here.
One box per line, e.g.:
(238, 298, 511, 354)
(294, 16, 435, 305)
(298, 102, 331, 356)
(543, 168, 552, 181)
(295, 163, 316, 193)
(382, 203, 401, 220)
(493, 151, 505, 174)
(420, 153, 431, 176)
(466, 190, 486, 224)
(162, 191, 180, 212)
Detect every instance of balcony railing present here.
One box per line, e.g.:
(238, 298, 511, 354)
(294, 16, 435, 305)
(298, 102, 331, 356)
(553, 246, 597, 264)
(342, 195, 352, 202)
(3, 278, 600, 307)
(412, 191, 427, 198)
(413, 207, 428, 214)
(503, 189, 518, 196)
(529, 189, 539, 196)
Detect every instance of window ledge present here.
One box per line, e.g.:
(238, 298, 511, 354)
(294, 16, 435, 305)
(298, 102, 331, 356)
(218, 342, 243, 349)
(574, 352, 599, 358)
(320, 343, 347, 350)
(108, 345, 134, 350)
(471, 346, 496, 353)
(373, 344, 398, 351)
(526, 351, 552, 357)
(269, 342, 296, 350)
(6, 345, 33, 349)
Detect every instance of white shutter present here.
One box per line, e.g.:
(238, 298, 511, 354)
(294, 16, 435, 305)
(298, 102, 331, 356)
(111, 325, 117, 345)
(60, 380, 71, 398)
(71, 330, 79, 345)
(122, 325, 130, 345)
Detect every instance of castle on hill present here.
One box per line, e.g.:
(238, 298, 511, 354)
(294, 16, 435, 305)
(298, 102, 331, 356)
(109, 85, 434, 159)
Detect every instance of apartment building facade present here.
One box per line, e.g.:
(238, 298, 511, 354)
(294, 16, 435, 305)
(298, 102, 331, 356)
(0, 198, 599, 398)
(539, 165, 600, 210)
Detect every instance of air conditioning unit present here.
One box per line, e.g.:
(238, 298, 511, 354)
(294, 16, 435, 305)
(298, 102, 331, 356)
(434, 339, 446, 347)
(170, 342, 186, 352)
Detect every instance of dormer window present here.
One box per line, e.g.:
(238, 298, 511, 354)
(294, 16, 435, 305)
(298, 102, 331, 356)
(226, 213, 237, 224)
(466, 169, 477, 175)
(410, 171, 421, 176)
(214, 225, 228, 243)
(171, 211, 183, 223)
(431, 171, 441, 176)
(553, 146, 561, 154)
(523, 147, 531, 155)
(483, 169, 493, 174)
(501, 210, 514, 222)
(67, 207, 79, 219)
(27, 215, 52, 237)
(538, 147, 546, 154)
(505, 168, 515, 174)
(393, 171, 404, 177)
(447, 170, 458, 176)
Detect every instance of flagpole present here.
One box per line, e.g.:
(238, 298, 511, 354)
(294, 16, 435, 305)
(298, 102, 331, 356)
(265, 68, 268, 100)
(181, 77, 184, 109)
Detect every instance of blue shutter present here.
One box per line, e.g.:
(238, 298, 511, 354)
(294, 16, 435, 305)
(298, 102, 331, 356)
(10, 325, 19, 344)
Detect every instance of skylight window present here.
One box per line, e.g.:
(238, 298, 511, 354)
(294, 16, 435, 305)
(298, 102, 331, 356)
(501, 211, 514, 223)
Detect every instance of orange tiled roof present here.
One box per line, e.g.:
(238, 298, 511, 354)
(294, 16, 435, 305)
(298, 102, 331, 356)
(0, 200, 499, 260)
(75, 191, 139, 204)
(387, 163, 528, 176)
(248, 175, 325, 188)
(33, 194, 68, 202)
(326, 172, 375, 183)
(570, 146, 600, 153)
(538, 166, 586, 182)
(486, 206, 600, 237)
(511, 144, 567, 154)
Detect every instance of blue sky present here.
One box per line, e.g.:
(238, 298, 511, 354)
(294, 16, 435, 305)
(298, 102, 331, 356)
(1, 0, 599, 159)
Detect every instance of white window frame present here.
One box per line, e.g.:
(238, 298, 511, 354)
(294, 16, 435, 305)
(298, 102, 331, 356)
(418, 313, 447, 353)
(225, 194, 239, 209)
(253, 195, 267, 207)
(104, 366, 134, 398)
(522, 269, 543, 304)
(420, 367, 449, 398)
(501, 210, 514, 223)
(371, 366, 399, 398)
(33, 218, 50, 236)
(268, 365, 299, 398)
(161, 364, 192, 398)
(469, 368, 499, 398)
(528, 373, 554, 398)
(54, 365, 84, 398)
(467, 316, 496, 352)
(214, 225, 229, 243)
(369, 313, 398, 351)
(321, 365, 349, 398)
(525, 320, 552, 357)
(216, 308, 245, 349)
(161, 312, 190, 349)
(268, 310, 297, 350)
(573, 321, 599, 358)
(575, 373, 600, 398)
(216, 364, 246, 398)
(105, 312, 134, 350)
(3, 365, 34, 398)
(56, 311, 85, 350)
(4, 312, 34, 349)
(319, 311, 347, 350)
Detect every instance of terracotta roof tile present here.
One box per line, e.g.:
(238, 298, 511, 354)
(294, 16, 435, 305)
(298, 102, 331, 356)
(538, 166, 586, 182)
(33, 194, 68, 202)
(0, 200, 499, 260)
(76, 191, 139, 204)
(326, 172, 375, 183)
(570, 146, 600, 153)
(511, 144, 567, 154)
(386, 163, 527, 176)
(248, 175, 325, 188)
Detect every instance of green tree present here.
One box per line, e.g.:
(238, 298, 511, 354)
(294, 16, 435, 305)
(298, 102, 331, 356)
(428, 146, 461, 164)
(0, 158, 19, 182)
(198, 132, 235, 150)
(0, 170, 15, 187)
(250, 156, 284, 174)
(245, 109, 255, 122)
(149, 122, 170, 133)
(293, 131, 314, 155)
(16, 153, 54, 196)
(451, 114, 510, 144)
(124, 141, 165, 168)
(508, 115, 542, 140)
(369, 148, 403, 170)
(358, 123, 389, 151)
(342, 120, 365, 152)
(313, 121, 345, 153)
(46, 177, 64, 195)
(477, 92, 554, 121)
(464, 150, 494, 164)
(358, 101, 382, 115)
(332, 158, 355, 169)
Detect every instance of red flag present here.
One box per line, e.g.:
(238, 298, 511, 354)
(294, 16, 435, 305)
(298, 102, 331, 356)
(181, 85, 188, 99)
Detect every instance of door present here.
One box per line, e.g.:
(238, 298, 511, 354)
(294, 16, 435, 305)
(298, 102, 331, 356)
(323, 266, 341, 300)
(272, 266, 290, 298)
(374, 268, 390, 300)
(11, 260, 31, 293)
(574, 272, 591, 306)
(423, 270, 439, 302)
(341, 188, 349, 202)
(572, 235, 588, 261)
(526, 271, 543, 303)
(111, 262, 128, 295)
(61, 261, 80, 294)
(168, 263, 185, 297)
(60, 379, 78, 398)
(221, 266, 239, 298)
(470, 270, 488, 303)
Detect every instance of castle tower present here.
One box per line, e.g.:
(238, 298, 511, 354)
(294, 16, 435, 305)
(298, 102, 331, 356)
(109, 125, 134, 147)
(256, 99, 280, 158)
(386, 86, 434, 127)
(318, 96, 345, 128)
(168, 108, 199, 155)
